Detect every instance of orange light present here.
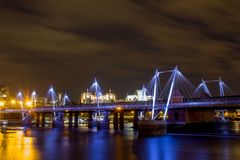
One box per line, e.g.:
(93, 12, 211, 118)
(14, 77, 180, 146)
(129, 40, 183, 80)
(0, 101, 5, 107)
(116, 106, 122, 110)
(19, 101, 23, 105)
(26, 100, 33, 107)
(11, 100, 16, 105)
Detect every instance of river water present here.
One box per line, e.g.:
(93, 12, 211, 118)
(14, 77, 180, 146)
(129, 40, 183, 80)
(0, 122, 240, 160)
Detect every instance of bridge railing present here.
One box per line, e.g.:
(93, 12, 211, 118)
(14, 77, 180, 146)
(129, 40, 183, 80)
(1, 96, 240, 112)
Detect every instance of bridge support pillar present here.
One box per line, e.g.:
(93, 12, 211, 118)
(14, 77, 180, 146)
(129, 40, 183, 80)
(22, 112, 32, 126)
(41, 113, 45, 127)
(53, 112, 64, 128)
(113, 112, 119, 130)
(52, 113, 56, 128)
(119, 112, 124, 130)
(74, 112, 79, 128)
(133, 110, 139, 130)
(36, 113, 40, 127)
(68, 112, 73, 127)
(97, 111, 110, 130)
(88, 111, 95, 129)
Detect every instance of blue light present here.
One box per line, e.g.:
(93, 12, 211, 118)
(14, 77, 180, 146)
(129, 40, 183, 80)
(163, 66, 177, 120)
(17, 91, 23, 100)
(32, 91, 36, 96)
(90, 78, 102, 97)
(49, 87, 54, 93)
(177, 70, 182, 76)
(61, 93, 71, 106)
(17, 92, 22, 97)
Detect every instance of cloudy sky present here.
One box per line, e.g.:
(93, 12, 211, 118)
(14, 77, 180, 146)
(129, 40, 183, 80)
(0, 0, 239, 100)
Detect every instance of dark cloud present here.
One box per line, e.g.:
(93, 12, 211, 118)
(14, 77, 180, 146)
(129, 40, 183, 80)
(0, 0, 239, 100)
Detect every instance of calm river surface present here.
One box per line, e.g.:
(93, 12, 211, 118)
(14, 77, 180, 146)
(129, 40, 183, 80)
(0, 123, 240, 160)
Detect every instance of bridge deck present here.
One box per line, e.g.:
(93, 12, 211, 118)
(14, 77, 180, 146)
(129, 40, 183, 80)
(0, 100, 240, 113)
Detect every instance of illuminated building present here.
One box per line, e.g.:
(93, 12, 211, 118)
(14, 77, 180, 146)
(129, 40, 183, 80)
(80, 89, 116, 104)
(80, 90, 92, 104)
(126, 89, 152, 102)
(0, 86, 14, 100)
(36, 97, 47, 106)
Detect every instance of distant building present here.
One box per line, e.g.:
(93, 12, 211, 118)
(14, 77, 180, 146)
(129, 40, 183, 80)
(126, 89, 152, 102)
(36, 97, 48, 107)
(80, 89, 116, 104)
(0, 86, 14, 100)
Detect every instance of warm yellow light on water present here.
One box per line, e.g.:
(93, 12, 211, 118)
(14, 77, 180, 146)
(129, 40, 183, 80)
(0, 130, 40, 160)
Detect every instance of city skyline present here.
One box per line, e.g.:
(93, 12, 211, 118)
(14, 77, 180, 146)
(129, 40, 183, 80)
(0, 70, 235, 103)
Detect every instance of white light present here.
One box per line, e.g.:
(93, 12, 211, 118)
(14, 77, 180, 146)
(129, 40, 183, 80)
(50, 88, 54, 92)
(0, 101, 4, 106)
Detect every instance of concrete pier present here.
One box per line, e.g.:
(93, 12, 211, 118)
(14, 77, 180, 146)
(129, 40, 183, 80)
(138, 120, 167, 136)
(113, 112, 119, 130)
(52, 113, 56, 128)
(22, 112, 32, 126)
(69, 112, 73, 127)
(74, 112, 79, 128)
(36, 113, 40, 127)
(97, 112, 110, 130)
(119, 112, 124, 130)
(52, 112, 65, 128)
(88, 112, 94, 129)
(133, 110, 139, 130)
(41, 113, 45, 127)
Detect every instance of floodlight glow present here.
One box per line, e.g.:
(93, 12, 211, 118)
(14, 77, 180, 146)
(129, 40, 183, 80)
(61, 93, 71, 106)
(26, 100, 33, 107)
(116, 106, 122, 110)
(90, 78, 102, 98)
(177, 70, 182, 76)
(33, 91, 36, 95)
(11, 100, 16, 105)
(19, 101, 23, 105)
(49, 87, 54, 93)
(16, 92, 24, 105)
(0, 101, 5, 107)
(89, 78, 103, 119)
(17, 92, 23, 98)
(47, 86, 58, 118)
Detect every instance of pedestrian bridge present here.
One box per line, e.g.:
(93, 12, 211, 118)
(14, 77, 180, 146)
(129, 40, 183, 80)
(1, 95, 240, 114)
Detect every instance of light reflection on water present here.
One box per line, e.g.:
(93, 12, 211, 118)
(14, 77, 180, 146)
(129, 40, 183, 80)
(0, 122, 239, 160)
(0, 128, 40, 160)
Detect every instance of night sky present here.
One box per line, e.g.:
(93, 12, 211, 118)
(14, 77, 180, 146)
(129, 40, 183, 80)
(0, 0, 240, 101)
